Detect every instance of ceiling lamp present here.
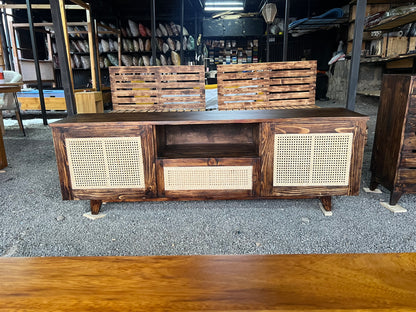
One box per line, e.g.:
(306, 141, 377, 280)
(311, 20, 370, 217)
(204, 1, 244, 11)
(262, 3, 277, 24)
(262, 3, 277, 62)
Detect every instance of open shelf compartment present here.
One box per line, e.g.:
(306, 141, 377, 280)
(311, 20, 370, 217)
(156, 123, 260, 159)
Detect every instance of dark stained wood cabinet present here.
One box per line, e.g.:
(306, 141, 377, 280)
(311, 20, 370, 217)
(370, 74, 416, 205)
(50, 109, 368, 214)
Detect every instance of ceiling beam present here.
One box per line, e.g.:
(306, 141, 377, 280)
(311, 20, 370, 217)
(69, 0, 90, 10)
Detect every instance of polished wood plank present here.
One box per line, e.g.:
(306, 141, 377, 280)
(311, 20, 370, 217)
(1, 253, 416, 311)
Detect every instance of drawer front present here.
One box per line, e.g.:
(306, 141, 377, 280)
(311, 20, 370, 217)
(157, 158, 260, 198)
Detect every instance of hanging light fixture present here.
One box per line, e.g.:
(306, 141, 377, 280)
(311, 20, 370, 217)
(262, 3, 277, 62)
(205, 1, 244, 11)
(262, 3, 277, 24)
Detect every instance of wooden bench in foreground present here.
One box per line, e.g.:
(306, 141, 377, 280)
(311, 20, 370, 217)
(217, 60, 317, 111)
(1, 252, 416, 311)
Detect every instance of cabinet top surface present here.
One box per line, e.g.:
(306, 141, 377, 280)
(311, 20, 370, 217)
(50, 108, 368, 127)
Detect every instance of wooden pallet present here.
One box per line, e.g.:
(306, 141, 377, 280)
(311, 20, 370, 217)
(109, 65, 205, 112)
(217, 61, 317, 111)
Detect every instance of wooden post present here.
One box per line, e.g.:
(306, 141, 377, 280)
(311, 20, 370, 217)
(180, 0, 184, 64)
(26, 0, 48, 126)
(0, 9, 11, 70)
(282, 0, 290, 61)
(86, 8, 99, 90)
(150, 0, 156, 65)
(49, 0, 76, 115)
(346, 0, 367, 111)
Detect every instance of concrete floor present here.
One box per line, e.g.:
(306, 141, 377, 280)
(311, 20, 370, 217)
(1, 95, 415, 257)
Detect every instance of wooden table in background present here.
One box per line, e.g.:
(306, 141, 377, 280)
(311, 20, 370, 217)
(1, 253, 416, 311)
(0, 83, 23, 168)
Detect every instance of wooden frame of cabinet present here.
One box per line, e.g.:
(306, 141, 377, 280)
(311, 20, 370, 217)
(370, 74, 416, 205)
(50, 108, 368, 214)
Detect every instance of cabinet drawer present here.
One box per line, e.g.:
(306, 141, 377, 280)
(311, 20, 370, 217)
(157, 158, 260, 198)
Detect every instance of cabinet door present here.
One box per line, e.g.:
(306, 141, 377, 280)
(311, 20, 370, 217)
(52, 124, 156, 201)
(260, 120, 366, 197)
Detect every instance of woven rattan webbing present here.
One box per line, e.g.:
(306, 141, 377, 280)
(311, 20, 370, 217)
(273, 133, 353, 186)
(66, 137, 145, 189)
(164, 166, 253, 190)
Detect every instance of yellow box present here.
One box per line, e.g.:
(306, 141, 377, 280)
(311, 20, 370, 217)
(75, 91, 104, 113)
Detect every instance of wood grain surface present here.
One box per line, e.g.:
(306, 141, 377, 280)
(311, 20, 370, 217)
(217, 61, 317, 110)
(109, 65, 205, 112)
(370, 74, 416, 204)
(1, 253, 416, 311)
(50, 108, 369, 213)
(50, 108, 367, 126)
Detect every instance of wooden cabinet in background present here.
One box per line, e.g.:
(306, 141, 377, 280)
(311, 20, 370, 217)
(50, 109, 368, 214)
(370, 74, 416, 205)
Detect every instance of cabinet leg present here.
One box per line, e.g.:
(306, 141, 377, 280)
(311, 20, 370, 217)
(389, 190, 403, 206)
(369, 175, 379, 191)
(320, 196, 332, 211)
(90, 200, 102, 215)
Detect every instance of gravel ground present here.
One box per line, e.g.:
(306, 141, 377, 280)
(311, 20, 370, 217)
(1, 96, 415, 257)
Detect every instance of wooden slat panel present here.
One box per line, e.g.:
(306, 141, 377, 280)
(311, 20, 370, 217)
(219, 87, 267, 95)
(159, 89, 204, 96)
(220, 94, 267, 102)
(218, 71, 269, 81)
(402, 135, 416, 150)
(219, 102, 269, 110)
(269, 85, 312, 93)
(217, 80, 267, 88)
(159, 99, 204, 106)
(270, 77, 316, 85)
(217, 61, 317, 111)
(269, 98, 314, 106)
(112, 90, 158, 96)
(398, 168, 416, 184)
(269, 69, 316, 78)
(112, 98, 157, 104)
(400, 151, 416, 167)
(268, 60, 317, 70)
(268, 92, 313, 100)
(218, 63, 271, 73)
(110, 65, 205, 112)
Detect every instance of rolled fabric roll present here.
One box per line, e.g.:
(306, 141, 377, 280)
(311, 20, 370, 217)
(171, 51, 180, 65)
(128, 20, 139, 37)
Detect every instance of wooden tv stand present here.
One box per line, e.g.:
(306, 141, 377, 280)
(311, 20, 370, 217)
(50, 109, 368, 214)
